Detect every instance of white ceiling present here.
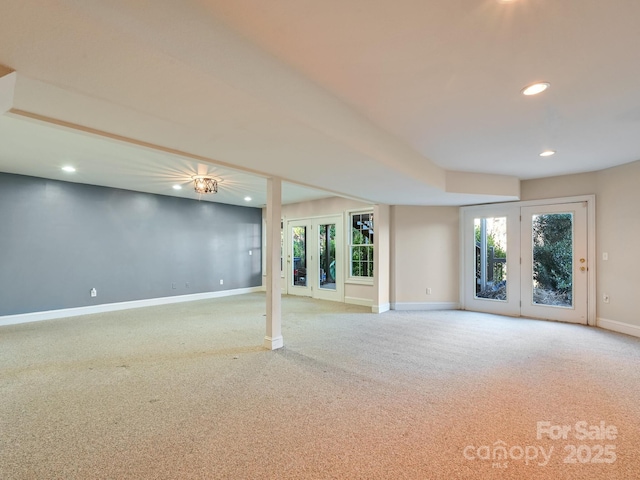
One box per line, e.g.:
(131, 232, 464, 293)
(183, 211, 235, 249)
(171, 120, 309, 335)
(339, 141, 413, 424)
(0, 115, 332, 207)
(1, 0, 639, 207)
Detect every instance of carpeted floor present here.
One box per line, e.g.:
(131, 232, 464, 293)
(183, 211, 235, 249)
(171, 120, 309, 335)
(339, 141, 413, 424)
(1, 293, 639, 479)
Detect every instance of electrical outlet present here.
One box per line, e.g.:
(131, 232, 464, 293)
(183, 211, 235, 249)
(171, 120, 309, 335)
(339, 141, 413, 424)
(603, 294, 610, 304)
(172, 282, 176, 289)
(426, 287, 432, 295)
(185, 282, 190, 288)
(90, 288, 97, 297)
(602, 252, 608, 261)
(220, 279, 224, 285)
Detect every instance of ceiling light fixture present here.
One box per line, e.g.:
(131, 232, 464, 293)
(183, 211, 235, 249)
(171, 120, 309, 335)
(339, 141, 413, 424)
(61, 166, 76, 173)
(244, 196, 252, 202)
(193, 176, 218, 194)
(521, 82, 550, 96)
(539, 150, 556, 157)
(172, 185, 182, 190)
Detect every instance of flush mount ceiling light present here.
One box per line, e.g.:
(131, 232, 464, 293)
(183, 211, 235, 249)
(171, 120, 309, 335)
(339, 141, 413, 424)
(521, 82, 550, 96)
(244, 196, 252, 202)
(172, 185, 182, 190)
(193, 176, 218, 194)
(61, 165, 76, 173)
(539, 150, 556, 157)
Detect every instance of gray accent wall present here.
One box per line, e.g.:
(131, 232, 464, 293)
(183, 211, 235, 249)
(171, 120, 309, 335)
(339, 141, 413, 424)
(0, 173, 262, 316)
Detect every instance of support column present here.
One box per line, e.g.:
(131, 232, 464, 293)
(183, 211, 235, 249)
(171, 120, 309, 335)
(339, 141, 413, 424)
(373, 204, 390, 313)
(264, 177, 283, 350)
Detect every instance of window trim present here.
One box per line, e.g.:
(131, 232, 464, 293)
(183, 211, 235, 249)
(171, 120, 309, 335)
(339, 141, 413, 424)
(346, 208, 375, 284)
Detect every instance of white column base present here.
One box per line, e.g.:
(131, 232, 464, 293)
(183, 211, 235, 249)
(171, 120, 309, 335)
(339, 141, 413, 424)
(264, 335, 284, 350)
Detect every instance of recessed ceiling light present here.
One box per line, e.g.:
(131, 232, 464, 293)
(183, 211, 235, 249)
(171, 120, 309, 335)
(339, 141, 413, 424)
(244, 196, 252, 202)
(61, 166, 76, 173)
(539, 150, 556, 157)
(172, 185, 182, 190)
(521, 82, 550, 96)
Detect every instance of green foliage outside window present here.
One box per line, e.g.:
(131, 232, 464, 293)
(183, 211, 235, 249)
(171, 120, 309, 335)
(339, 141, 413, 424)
(532, 213, 573, 295)
(351, 213, 374, 277)
(474, 223, 506, 283)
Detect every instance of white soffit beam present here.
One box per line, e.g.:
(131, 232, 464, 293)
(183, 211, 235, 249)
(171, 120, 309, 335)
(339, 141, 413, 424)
(446, 171, 520, 200)
(0, 65, 16, 115)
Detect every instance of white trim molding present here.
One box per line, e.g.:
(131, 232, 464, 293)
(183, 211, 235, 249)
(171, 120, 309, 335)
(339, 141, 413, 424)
(391, 302, 461, 311)
(372, 303, 390, 314)
(345, 296, 373, 308)
(0, 287, 263, 327)
(598, 317, 640, 339)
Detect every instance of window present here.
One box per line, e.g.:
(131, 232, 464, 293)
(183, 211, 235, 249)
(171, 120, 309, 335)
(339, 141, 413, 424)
(350, 212, 374, 278)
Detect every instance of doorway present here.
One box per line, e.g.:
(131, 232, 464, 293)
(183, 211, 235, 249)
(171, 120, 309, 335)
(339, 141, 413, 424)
(462, 197, 594, 324)
(286, 215, 343, 302)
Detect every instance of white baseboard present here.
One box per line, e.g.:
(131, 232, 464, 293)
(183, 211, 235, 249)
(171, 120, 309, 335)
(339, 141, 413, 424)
(345, 296, 373, 308)
(391, 301, 461, 311)
(597, 317, 640, 339)
(0, 287, 263, 327)
(372, 303, 390, 314)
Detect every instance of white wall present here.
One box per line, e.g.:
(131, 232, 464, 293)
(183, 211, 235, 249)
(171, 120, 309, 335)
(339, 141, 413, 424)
(520, 171, 597, 200)
(390, 206, 459, 309)
(522, 161, 640, 333)
(281, 196, 372, 219)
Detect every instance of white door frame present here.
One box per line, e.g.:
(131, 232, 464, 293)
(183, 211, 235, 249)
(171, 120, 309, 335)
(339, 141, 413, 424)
(460, 195, 596, 326)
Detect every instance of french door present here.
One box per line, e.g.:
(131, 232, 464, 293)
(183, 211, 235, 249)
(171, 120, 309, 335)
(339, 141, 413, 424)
(464, 204, 521, 316)
(286, 216, 343, 302)
(521, 203, 587, 323)
(463, 199, 592, 324)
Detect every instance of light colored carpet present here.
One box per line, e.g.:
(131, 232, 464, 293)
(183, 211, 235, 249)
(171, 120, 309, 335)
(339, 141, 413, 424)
(1, 293, 639, 479)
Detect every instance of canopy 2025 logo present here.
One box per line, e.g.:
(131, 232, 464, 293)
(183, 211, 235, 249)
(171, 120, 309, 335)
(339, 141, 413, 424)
(463, 420, 618, 469)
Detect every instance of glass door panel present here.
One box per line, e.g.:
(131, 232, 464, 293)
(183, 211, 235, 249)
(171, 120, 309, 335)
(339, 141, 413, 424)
(287, 221, 312, 297)
(474, 216, 508, 301)
(532, 213, 573, 307)
(292, 226, 307, 287)
(318, 223, 336, 291)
